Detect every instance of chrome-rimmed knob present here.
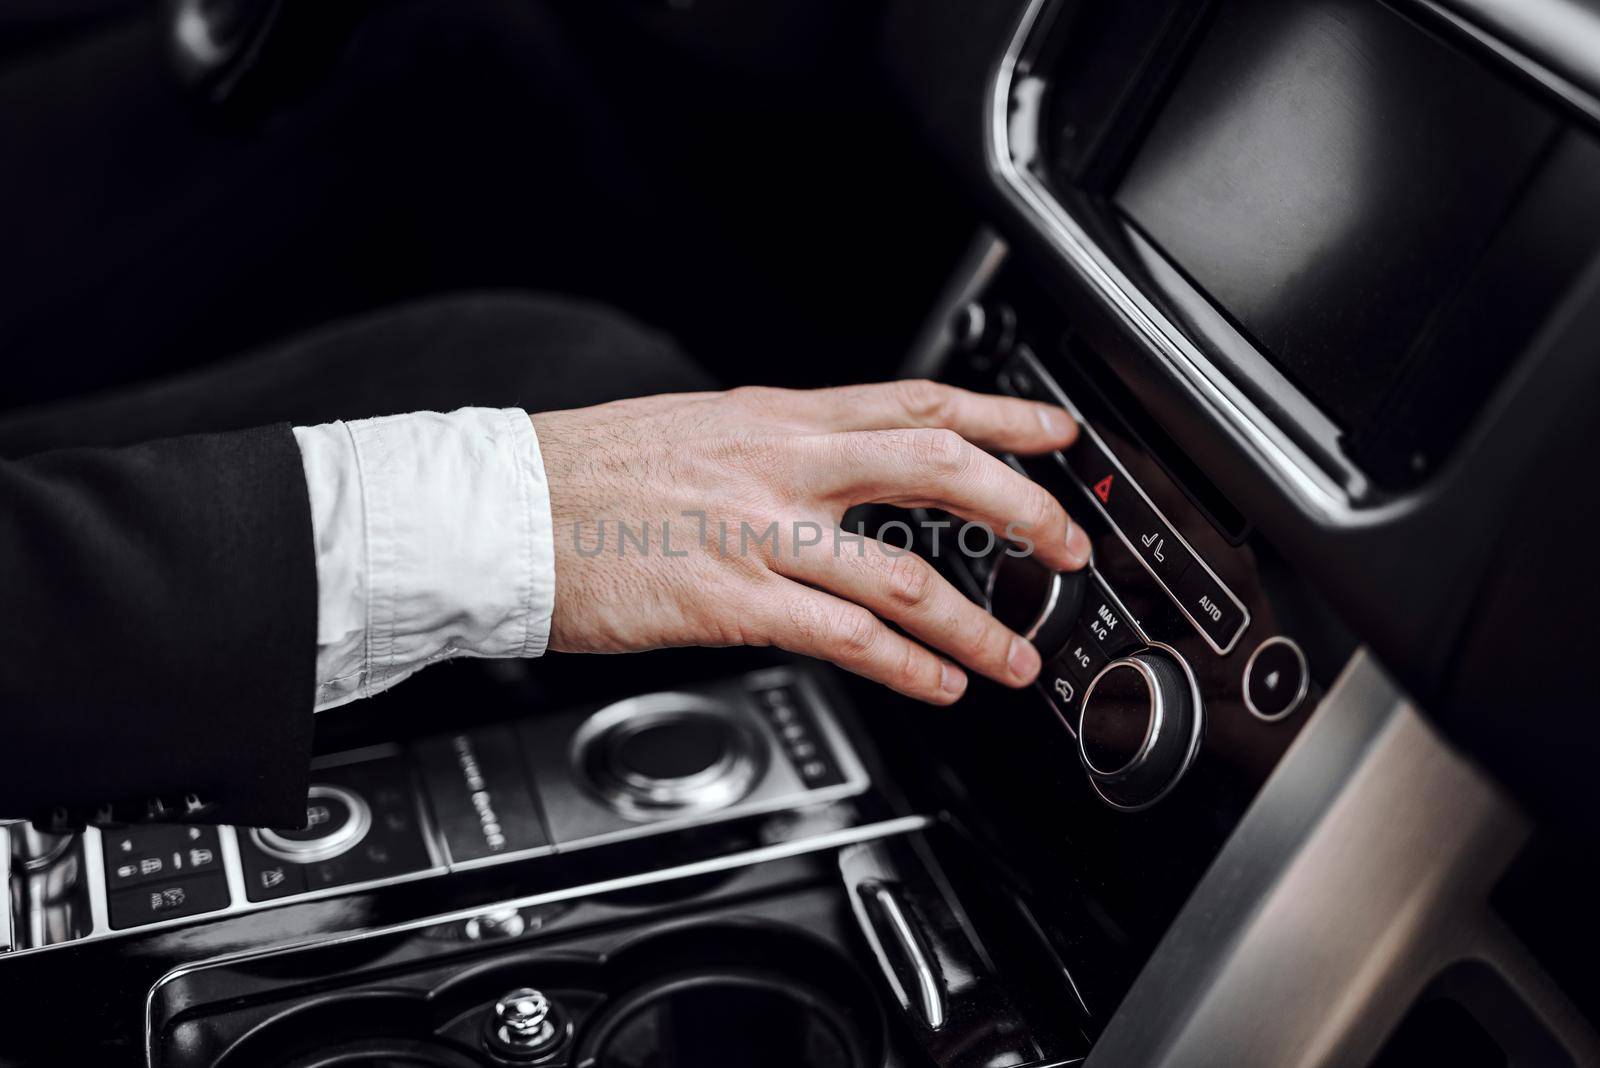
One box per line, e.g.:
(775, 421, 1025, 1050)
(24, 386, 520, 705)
(250, 784, 370, 864)
(984, 552, 1088, 661)
(572, 695, 765, 822)
(1078, 646, 1202, 810)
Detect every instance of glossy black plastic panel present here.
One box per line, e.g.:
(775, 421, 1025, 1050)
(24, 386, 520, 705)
(1118, 0, 1557, 442)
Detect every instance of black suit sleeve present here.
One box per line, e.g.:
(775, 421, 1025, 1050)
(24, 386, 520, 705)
(0, 423, 317, 829)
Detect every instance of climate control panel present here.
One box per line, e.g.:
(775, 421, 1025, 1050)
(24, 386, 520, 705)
(941, 287, 1327, 813)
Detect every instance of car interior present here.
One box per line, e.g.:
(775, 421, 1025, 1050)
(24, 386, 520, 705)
(4, 0, 1600, 1065)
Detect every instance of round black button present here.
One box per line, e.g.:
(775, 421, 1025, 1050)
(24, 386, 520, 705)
(1244, 637, 1309, 721)
(1080, 663, 1155, 776)
(275, 792, 353, 842)
(613, 719, 730, 782)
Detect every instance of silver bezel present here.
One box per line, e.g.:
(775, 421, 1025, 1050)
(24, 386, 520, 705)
(1077, 658, 1163, 780)
(251, 784, 372, 864)
(571, 693, 767, 821)
(1077, 642, 1204, 812)
(1241, 636, 1311, 723)
(982, 553, 1064, 643)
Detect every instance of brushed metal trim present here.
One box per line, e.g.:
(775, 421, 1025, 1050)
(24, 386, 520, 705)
(144, 814, 934, 1066)
(1083, 650, 1600, 1066)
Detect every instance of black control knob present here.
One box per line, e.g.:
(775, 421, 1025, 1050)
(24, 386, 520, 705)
(950, 300, 1016, 367)
(985, 552, 1088, 660)
(250, 784, 370, 864)
(1078, 647, 1200, 810)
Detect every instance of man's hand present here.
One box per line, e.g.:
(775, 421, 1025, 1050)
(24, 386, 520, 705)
(531, 381, 1088, 704)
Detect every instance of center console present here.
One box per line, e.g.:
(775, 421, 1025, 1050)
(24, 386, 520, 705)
(4, 668, 868, 951)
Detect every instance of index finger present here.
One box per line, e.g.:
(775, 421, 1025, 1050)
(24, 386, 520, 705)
(746, 380, 1077, 455)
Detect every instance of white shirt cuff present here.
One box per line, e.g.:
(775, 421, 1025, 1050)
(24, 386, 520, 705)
(293, 407, 554, 710)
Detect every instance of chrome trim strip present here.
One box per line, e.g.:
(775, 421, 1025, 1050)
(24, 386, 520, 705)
(1242, 636, 1311, 723)
(145, 814, 934, 1065)
(0, 825, 13, 953)
(867, 882, 946, 1030)
(1427, 0, 1600, 125)
(216, 826, 251, 915)
(80, 828, 112, 936)
(988, 0, 1356, 521)
(1010, 348, 1251, 654)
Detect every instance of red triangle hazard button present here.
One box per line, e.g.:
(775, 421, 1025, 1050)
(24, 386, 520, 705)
(1093, 474, 1114, 504)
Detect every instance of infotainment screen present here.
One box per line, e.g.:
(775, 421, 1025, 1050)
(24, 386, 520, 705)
(1115, 0, 1561, 459)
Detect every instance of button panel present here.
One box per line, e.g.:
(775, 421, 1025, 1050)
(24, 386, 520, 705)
(102, 824, 222, 891)
(238, 756, 433, 903)
(108, 872, 230, 930)
(415, 726, 550, 865)
(1035, 574, 1146, 727)
(76, 668, 866, 946)
(753, 684, 847, 788)
(1003, 350, 1250, 654)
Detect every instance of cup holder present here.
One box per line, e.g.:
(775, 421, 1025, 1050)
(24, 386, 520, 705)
(575, 970, 873, 1068)
(209, 922, 884, 1068)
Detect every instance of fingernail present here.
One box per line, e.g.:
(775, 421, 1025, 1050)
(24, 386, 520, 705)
(940, 662, 967, 696)
(1007, 637, 1040, 683)
(1065, 518, 1092, 569)
(1037, 406, 1073, 441)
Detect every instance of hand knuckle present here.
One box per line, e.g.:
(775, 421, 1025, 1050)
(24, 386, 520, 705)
(882, 552, 935, 610)
(893, 379, 954, 425)
(1025, 486, 1060, 534)
(910, 427, 970, 475)
(830, 606, 879, 660)
(729, 385, 779, 412)
(894, 644, 927, 692)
